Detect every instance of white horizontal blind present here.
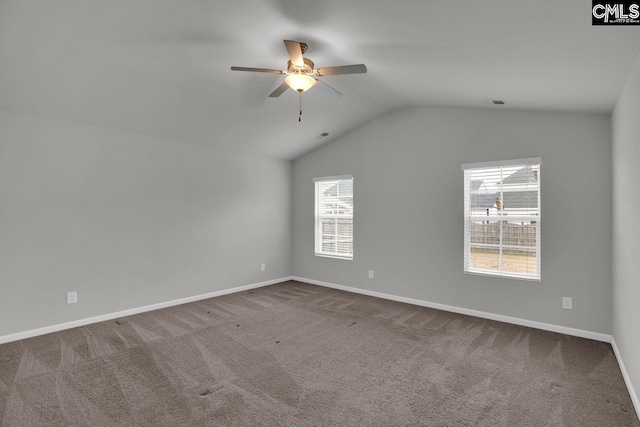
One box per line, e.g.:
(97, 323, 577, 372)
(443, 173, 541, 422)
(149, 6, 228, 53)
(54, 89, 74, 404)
(315, 176, 354, 259)
(463, 159, 541, 281)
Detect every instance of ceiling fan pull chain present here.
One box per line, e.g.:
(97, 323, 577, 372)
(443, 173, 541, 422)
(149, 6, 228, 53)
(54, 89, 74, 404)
(298, 90, 303, 122)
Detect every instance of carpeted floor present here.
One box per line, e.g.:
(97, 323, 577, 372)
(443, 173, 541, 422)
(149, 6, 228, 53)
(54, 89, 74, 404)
(0, 280, 637, 427)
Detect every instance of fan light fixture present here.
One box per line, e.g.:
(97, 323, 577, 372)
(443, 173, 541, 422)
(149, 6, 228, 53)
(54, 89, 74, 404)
(285, 74, 316, 92)
(285, 74, 316, 121)
(231, 40, 367, 121)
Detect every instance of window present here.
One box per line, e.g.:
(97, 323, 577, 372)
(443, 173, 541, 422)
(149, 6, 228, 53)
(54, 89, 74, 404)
(462, 158, 541, 281)
(314, 176, 354, 259)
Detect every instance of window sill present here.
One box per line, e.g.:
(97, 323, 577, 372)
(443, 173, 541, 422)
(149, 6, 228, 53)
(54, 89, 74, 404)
(315, 253, 353, 261)
(464, 269, 540, 282)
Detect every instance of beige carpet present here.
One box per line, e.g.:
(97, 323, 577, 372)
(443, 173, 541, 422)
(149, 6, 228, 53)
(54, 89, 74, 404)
(0, 280, 637, 426)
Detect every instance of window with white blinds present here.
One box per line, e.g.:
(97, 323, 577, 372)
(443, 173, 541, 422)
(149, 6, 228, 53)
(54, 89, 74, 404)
(462, 158, 541, 281)
(314, 176, 354, 260)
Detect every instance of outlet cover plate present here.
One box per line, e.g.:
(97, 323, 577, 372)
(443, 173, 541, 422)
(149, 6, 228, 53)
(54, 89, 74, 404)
(67, 291, 78, 304)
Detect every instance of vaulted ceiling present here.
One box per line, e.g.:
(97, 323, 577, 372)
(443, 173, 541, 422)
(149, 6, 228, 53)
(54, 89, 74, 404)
(1, 0, 639, 160)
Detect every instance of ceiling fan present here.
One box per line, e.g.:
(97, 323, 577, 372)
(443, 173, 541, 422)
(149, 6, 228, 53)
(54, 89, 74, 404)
(231, 40, 367, 121)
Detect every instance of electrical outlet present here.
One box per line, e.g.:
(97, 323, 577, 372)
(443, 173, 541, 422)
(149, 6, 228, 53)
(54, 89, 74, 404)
(67, 291, 78, 304)
(261, 263, 266, 272)
(368, 270, 374, 279)
(562, 297, 572, 310)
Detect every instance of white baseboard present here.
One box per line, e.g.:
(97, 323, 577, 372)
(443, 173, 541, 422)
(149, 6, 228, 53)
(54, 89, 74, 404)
(291, 276, 612, 343)
(0, 276, 293, 345)
(611, 337, 640, 421)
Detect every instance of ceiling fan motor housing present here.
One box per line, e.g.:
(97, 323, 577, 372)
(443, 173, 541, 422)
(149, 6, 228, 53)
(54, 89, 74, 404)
(288, 58, 315, 75)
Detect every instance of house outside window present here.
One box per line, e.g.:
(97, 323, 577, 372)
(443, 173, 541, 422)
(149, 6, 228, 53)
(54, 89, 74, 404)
(462, 158, 541, 281)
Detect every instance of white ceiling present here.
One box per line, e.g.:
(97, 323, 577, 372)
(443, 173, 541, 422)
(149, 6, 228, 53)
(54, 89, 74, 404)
(1, 0, 639, 160)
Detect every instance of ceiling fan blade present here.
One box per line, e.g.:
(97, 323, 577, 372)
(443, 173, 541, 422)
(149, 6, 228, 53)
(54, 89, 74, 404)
(284, 40, 305, 67)
(268, 82, 290, 98)
(231, 66, 285, 74)
(314, 79, 342, 99)
(315, 64, 367, 76)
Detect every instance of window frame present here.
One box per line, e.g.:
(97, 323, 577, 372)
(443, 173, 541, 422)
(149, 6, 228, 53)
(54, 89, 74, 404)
(462, 158, 541, 282)
(314, 175, 354, 260)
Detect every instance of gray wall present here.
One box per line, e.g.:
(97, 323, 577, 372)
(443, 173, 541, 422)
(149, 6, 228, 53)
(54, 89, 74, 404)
(293, 107, 612, 334)
(612, 52, 640, 402)
(0, 109, 292, 337)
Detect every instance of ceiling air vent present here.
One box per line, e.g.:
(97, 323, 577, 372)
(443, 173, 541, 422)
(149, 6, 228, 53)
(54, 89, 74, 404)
(481, 99, 506, 105)
(314, 132, 330, 140)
